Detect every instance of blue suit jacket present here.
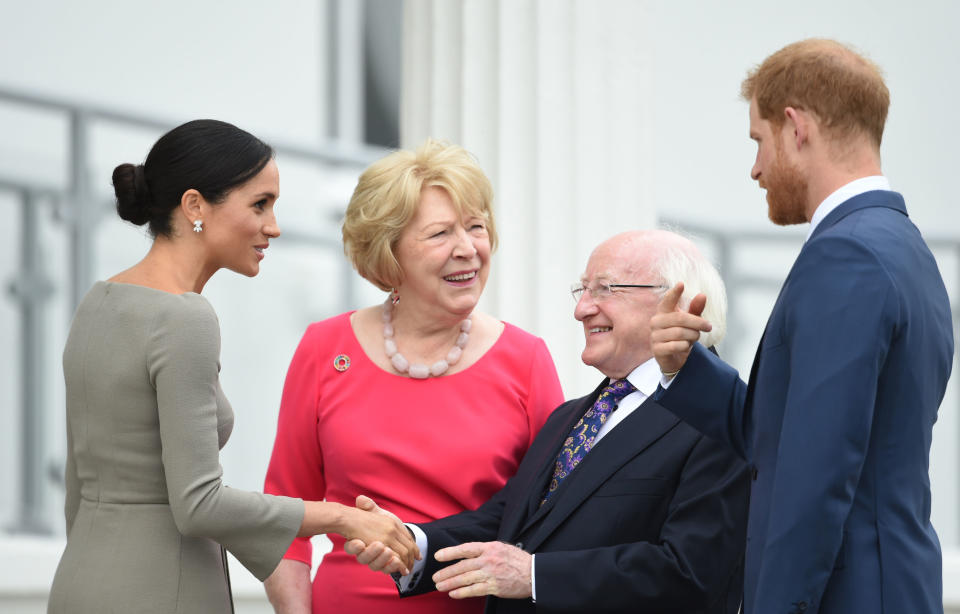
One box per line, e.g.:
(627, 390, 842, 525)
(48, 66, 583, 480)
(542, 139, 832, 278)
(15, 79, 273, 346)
(658, 191, 954, 613)
(405, 379, 750, 613)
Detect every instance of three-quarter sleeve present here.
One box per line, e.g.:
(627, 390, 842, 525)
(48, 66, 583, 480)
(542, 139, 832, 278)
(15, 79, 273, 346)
(148, 295, 304, 581)
(264, 323, 328, 566)
(523, 338, 564, 445)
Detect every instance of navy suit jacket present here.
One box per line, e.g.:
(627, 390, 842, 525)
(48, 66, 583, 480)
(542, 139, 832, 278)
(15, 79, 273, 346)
(657, 191, 954, 613)
(406, 379, 750, 613)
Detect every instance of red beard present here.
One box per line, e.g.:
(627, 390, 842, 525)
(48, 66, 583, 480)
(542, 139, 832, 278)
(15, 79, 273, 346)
(764, 141, 808, 226)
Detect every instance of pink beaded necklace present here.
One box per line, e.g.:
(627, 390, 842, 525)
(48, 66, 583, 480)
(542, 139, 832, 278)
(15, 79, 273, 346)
(381, 298, 471, 378)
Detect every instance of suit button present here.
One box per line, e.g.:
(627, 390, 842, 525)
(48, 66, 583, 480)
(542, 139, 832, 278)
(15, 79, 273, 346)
(796, 602, 807, 612)
(515, 542, 524, 550)
(752, 468, 758, 481)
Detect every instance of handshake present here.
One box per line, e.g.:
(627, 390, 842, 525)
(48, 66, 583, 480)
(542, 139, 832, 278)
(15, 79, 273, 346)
(338, 495, 419, 575)
(318, 494, 419, 576)
(341, 495, 533, 600)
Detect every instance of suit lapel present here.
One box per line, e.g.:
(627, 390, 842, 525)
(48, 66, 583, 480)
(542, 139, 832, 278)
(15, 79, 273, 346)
(518, 398, 682, 550)
(517, 384, 607, 530)
(492, 387, 607, 542)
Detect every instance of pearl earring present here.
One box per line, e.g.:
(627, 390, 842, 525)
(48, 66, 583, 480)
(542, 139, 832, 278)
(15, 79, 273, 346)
(193, 220, 203, 233)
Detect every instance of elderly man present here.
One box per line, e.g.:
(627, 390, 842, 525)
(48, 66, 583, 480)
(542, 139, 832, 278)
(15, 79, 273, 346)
(651, 40, 954, 614)
(348, 230, 749, 614)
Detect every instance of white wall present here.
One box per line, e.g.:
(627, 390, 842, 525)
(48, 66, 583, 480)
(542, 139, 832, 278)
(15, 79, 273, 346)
(0, 0, 327, 146)
(648, 0, 957, 234)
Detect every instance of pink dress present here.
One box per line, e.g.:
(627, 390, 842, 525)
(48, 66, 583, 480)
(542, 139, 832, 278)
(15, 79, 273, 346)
(264, 312, 563, 613)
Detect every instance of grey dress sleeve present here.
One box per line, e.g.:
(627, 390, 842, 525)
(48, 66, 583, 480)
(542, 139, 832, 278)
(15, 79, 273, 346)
(63, 416, 80, 534)
(147, 294, 304, 581)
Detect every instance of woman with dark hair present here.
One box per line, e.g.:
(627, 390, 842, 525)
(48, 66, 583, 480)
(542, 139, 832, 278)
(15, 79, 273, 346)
(47, 119, 417, 614)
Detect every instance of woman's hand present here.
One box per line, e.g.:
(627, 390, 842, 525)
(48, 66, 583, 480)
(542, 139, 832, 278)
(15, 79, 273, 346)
(337, 495, 420, 573)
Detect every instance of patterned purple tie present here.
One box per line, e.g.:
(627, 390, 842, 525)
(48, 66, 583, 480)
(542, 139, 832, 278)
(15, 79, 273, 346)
(542, 379, 637, 505)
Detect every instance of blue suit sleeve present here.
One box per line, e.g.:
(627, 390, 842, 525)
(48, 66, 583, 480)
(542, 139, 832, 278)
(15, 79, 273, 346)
(657, 344, 751, 461)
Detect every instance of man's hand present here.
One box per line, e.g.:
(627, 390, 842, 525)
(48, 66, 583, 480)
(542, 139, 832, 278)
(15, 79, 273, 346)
(432, 541, 532, 599)
(650, 282, 712, 376)
(344, 538, 411, 575)
(341, 495, 420, 575)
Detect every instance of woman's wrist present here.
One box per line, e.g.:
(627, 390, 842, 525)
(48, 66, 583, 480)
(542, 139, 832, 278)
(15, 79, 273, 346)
(299, 500, 348, 537)
(329, 502, 352, 537)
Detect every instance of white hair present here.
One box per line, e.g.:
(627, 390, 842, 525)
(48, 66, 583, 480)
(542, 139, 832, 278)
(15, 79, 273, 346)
(653, 243, 727, 348)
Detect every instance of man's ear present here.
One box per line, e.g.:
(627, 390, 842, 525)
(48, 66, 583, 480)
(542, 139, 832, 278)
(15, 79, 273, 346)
(783, 106, 810, 150)
(179, 189, 203, 226)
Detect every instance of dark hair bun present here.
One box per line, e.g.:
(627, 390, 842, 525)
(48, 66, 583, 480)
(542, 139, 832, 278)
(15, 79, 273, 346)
(113, 163, 152, 226)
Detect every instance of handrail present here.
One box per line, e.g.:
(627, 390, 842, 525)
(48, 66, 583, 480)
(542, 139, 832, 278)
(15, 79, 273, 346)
(0, 84, 389, 167)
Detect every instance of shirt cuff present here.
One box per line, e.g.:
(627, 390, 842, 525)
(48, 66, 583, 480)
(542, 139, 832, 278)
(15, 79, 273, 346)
(395, 523, 429, 592)
(531, 553, 536, 602)
(660, 371, 678, 389)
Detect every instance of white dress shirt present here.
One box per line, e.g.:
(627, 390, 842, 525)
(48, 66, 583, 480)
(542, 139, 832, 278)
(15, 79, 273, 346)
(401, 359, 664, 601)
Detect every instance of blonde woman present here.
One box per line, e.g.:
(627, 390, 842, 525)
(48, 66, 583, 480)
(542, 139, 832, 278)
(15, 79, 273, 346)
(264, 140, 563, 613)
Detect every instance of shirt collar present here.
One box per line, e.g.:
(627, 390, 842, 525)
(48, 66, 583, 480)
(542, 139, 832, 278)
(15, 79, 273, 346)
(806, 175, 890, 240)
(622, 358, 662, 399)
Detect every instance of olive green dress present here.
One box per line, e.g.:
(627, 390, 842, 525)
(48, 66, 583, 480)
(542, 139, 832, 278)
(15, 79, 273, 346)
(48, 281, 304, 613)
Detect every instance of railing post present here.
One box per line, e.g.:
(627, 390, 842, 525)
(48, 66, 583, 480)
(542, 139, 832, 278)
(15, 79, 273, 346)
(9, 189, 55, 533)
(68, 110, 95, 314)
(714, 236, 734, 356)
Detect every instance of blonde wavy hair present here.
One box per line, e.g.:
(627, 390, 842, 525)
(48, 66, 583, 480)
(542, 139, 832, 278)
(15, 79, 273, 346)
(342, 139, 498, 291)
